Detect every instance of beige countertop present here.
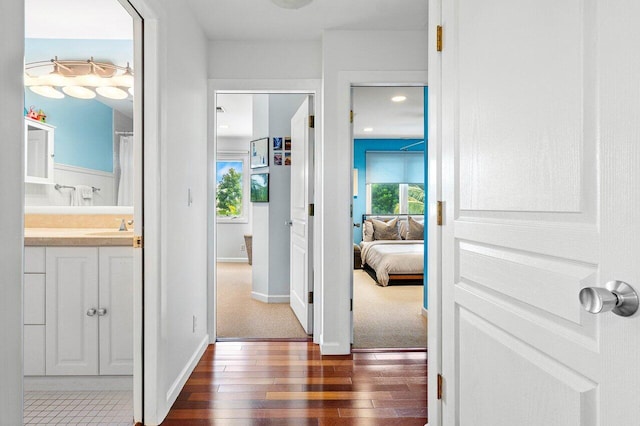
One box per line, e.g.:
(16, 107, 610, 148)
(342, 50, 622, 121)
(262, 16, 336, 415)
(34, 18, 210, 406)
(24, 228, 134, 247)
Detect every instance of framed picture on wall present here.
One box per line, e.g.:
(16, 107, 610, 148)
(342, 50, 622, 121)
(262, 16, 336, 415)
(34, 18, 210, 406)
(250, 173, 269, 202)
(250, 137, 269, 168)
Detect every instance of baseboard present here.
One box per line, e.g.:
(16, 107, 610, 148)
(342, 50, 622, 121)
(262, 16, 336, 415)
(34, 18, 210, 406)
(320, 341, 350, 355)
(217, 257, 249, 263)
(165, 334, 209, 405)
(251, 291, 290, 303)
(24, 375, 133, 391)
(422, 307, 428, 318)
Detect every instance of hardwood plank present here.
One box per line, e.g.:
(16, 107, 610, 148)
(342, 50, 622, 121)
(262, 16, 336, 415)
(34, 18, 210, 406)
(162, 342, 427, 425)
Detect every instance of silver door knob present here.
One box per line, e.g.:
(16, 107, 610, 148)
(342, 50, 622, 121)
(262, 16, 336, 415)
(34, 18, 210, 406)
(579, 280, 639, 317)
(97, 308, 107, 316)
(86, 308, 97, 317)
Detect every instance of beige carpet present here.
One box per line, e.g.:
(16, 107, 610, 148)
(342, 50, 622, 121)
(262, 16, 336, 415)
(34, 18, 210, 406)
(216, 262, 308, 339)
(353, 269, 427, 349)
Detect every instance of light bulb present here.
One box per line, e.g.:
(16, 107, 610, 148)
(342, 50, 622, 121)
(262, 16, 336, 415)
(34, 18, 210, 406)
(45, 64, 67, 87)
(113, 67, 134, 88)
(30, 86, 64, 99)
(96, 86, 128, 100)
(63, 86, 96, 99)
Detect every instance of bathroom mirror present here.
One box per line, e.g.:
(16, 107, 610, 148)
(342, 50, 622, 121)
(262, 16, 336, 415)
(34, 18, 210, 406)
(24, 24, 134, 210)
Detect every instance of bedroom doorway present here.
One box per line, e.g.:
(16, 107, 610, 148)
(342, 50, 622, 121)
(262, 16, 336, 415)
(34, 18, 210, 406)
(351, 86, 427, 349)
(213, 92, 313, 340)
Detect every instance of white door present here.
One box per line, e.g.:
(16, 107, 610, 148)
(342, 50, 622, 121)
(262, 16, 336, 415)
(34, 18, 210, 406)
(99, 247, 134, 375)
(46, 247, 99, 375)
(290, 96, 314, 334)
(436, 0, 640, 425)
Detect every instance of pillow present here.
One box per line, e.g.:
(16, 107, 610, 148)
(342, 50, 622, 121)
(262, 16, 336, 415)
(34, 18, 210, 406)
(362, 219, 374, 242)
(398, 220, 408, 240)
(406, 216, 424, 240)
(371, 217, 400, 240)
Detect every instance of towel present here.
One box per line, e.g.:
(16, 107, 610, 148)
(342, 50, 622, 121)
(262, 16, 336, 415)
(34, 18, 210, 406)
(70, 185, 94, 206)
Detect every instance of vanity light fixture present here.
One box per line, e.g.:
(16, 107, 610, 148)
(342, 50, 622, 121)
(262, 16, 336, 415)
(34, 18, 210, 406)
(25, 57, 134, 100)
(391, 95, 407, 103)
(270, 0, 313, 9)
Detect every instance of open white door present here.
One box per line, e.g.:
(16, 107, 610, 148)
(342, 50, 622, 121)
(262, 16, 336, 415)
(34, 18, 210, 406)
(290, 96, 314, 334)
(437, 0, 640, 425)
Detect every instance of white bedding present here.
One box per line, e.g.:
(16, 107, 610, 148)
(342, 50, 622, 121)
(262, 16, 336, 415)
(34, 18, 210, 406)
(360, 240, 424, 286)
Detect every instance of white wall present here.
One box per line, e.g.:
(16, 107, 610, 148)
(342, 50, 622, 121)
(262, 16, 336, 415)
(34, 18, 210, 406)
(24, 166, 116, 207)
(134, 0, 209, 423)
(319, 30, 428, 354)
(0, 2, 25, 424)
(208, 40, 321, 79)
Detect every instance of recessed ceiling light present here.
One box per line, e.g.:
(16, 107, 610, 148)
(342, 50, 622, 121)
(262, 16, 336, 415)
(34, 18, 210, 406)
(363, 127, 373, 132)
(391, 95, 407, 103)
(218, 124, 229, 129)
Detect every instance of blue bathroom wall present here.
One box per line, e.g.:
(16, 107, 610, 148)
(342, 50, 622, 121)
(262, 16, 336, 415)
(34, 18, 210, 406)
(25, 90, 114, 172)
(352, 138, 424, 243)
(25, 39, 133, 66)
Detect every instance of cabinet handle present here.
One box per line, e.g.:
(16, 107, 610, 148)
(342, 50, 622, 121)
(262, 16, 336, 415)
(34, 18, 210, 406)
(97, 308, 107, 316)
(86, 308, 97, 317)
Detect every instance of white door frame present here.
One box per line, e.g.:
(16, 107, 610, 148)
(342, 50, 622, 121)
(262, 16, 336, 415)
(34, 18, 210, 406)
(427, 1, 443, 424)
(117, 0, 162, 423)
(207, 79, 323, 344)
(336, 70, 429, 349)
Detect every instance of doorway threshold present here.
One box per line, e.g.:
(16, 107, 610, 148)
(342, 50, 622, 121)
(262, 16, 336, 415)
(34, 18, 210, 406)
(216, 337, 313, 343)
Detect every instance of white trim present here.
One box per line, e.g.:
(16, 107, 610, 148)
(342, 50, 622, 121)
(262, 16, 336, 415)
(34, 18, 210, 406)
(422, 307, 428, 318)
(207, 78, 323, 348)
(335, 70, 428, 357)
(217, 257, 248, 263)
(165, 334, 209, 404)
(24, 376, 133, 391)
(427, 1, 443, 425)
(55, 163, 115, 178)
(251, 292, 290, 304)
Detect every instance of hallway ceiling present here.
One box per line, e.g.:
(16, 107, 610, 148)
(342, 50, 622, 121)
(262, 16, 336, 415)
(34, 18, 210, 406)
(217, 87, 424, 140)
(184, 0, 428, 41)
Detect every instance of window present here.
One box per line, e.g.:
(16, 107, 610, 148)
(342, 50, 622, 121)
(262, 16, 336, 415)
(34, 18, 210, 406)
(365, 152, 424, 215)
(216, 155, 249, 222)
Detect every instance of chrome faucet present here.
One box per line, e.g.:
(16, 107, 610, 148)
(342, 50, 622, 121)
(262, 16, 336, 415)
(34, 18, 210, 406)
(119, 219, 128, 231)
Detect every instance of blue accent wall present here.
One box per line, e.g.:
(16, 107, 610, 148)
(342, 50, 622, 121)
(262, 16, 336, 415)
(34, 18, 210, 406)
(352, 138, 424, 243)
(25, 90, 114, 172)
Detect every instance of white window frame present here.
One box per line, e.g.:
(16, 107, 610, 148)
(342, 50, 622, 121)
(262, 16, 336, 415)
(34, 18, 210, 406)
(216, 153, 249, 223)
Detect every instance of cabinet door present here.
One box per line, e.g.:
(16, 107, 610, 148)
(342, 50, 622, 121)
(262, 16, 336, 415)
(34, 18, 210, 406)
(24, 325, 46, 376)
(99, 247, 134, 375)
(46, 247, 99, 375)
(24, 118, 55, 184)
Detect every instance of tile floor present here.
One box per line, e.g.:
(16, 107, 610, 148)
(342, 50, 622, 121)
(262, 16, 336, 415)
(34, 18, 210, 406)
(23, 390, 133, 425)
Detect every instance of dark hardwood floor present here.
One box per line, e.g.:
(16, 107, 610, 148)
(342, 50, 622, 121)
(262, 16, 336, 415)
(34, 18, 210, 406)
(162, 341, 427, 425)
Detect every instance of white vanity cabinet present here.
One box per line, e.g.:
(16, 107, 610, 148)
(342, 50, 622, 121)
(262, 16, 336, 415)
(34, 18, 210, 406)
(24, 246, 133, 376)
(24, 118, 55, 184)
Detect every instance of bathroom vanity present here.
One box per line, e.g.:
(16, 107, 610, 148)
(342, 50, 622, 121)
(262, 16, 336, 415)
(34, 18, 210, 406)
(24, 229, 133, 376)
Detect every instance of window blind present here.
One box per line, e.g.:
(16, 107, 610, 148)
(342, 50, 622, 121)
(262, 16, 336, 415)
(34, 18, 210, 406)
(365, 151, 424, 184)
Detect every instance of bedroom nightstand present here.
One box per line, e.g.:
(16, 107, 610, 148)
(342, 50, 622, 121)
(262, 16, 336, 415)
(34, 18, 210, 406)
(353, 244, 362, 269)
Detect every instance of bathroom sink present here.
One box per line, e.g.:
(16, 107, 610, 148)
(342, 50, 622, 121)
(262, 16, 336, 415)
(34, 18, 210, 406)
(86, 231, 134, 237)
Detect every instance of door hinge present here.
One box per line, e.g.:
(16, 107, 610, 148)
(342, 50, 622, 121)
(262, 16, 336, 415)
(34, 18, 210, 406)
(133, 235, 143, 248)
(437, 201, 443, 226)
(436, 25, 443, 52)
(350, 110, 354, 123)
(309, 203, 315, 216)
(350, 299, 353, 311)
(308, 291, 314, 304)
(437, 374, 443, 399)
(309, 115, 315, 128)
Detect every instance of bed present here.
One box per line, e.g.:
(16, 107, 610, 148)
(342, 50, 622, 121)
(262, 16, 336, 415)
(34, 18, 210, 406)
(359, 214, 425, 286)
